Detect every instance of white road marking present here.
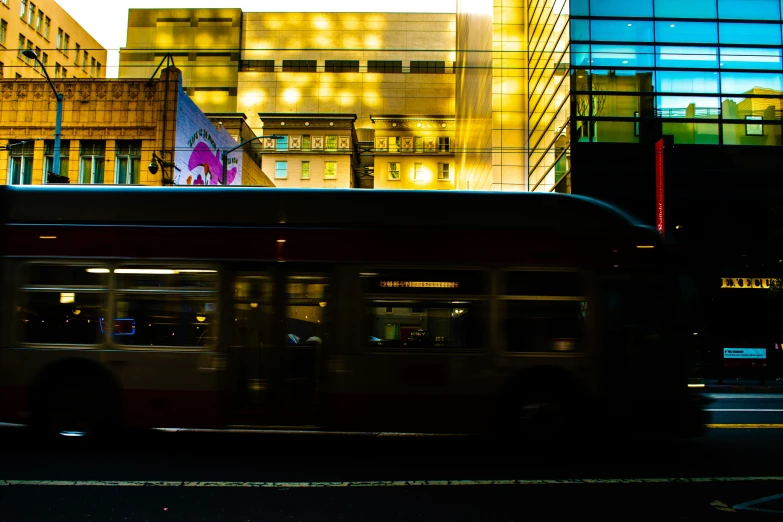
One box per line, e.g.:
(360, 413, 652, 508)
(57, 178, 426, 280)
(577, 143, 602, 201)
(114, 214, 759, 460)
(3, 477, 783, 488)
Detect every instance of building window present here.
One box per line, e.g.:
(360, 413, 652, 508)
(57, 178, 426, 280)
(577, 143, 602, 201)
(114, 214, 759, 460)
(275, 161, 287, 179)
(56, 28, 62, 50)
(438, 163, 450, 180)
(74, 43, 80, 64)
(389, 136, 400, 153)
(82, 50, 88, 69)
(54, 62, 60, 77)
(325, 60, 359, 72)
(44, 139, 69, 180)
(410, 61, 446, 74)
(96, 62, 101, 76)
(301, 161, 310, 179)
(90, 57, 95, 76)
(115, 140, 140, 184)
(20, 0, 26, 19)
(438, 137, 451, 152)
(32, 46, 40, 72)
(63, 33, 68, 55)
(25, 39, 32, 61)
(0, 20, 6, 46)
(61, 66, 66, 78)
(79, 140, 105, 184)
(43, 16, 49, 39)
(302, 135, 311, 151)
(240, 60, 274, 72)
(40, 51, 47, 70)
(26, 2, 34, 25)
(0, 62, 4, 79)
(324, 161, 337, 179)
(415, 137, 424, 153)
(276, 135, 289, 151)
(8, 140, 34, 185)
(325, 135, 337, 151)
(282, 60, 316, 72)
(414, 163, 423, 181)
(17, 34, 25, 59)
(388, 162, 400, 180)
(367, 60, 402, 73)
(35, 9, 42, 32)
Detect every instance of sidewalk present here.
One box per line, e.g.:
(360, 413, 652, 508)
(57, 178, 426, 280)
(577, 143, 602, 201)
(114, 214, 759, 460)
(689, 378, 783, 394)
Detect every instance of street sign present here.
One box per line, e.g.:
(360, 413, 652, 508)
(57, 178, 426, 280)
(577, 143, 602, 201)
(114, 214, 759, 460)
(723, 348, 766, 359)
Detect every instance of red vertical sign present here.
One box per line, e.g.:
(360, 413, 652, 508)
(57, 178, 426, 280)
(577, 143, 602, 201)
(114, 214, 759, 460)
(655, 138, 665, 237)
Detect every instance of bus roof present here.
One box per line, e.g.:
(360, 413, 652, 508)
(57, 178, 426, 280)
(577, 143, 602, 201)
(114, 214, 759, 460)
(0, 186, 648, 233)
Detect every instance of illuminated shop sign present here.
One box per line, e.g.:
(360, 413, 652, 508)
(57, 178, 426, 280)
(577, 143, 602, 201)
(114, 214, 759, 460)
(721, 278, 773, 289)
(380, 281, 459, 289)
(723, 348, 766, 359)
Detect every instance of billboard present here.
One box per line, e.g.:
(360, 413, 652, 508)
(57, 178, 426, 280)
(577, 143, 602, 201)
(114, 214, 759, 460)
(174, 82, 243, 186)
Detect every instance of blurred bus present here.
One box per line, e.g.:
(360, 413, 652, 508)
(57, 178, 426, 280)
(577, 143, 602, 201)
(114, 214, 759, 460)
(0, 186, 705, 439)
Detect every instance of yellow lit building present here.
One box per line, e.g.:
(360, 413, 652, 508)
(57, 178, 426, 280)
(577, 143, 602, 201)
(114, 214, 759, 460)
(4, 0, 107, 80)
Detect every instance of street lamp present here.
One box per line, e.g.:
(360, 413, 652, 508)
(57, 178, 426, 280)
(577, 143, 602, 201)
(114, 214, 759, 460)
(220, 134, 283, 186)
(22, 50, 63, 179)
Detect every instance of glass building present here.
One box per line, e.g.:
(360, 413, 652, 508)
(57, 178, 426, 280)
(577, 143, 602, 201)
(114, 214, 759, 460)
(528, 0, 783, 193)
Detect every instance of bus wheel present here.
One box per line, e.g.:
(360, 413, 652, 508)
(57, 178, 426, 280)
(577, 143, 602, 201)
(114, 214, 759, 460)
(35, 373, 116, 441)
(509, 389, 572, 443)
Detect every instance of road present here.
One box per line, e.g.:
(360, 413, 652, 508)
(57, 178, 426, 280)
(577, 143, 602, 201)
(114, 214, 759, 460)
(1, 393, 783, 521)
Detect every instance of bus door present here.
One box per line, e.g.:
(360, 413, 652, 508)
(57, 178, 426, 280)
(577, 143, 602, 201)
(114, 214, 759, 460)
(230, 270, 329, 427)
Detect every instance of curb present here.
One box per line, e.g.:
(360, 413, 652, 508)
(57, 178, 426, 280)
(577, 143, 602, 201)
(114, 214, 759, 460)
(701, 385, 783, 394)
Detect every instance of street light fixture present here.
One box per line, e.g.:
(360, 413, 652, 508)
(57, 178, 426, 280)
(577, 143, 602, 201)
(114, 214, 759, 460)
(220, 134, 284, 186)
(21, 50, 63, 179)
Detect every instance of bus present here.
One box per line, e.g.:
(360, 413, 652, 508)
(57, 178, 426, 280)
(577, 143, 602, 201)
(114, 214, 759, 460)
(0, 186, 706, 440)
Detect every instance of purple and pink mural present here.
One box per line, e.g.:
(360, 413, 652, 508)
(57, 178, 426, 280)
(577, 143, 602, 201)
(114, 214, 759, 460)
(174, 79, 244, 186)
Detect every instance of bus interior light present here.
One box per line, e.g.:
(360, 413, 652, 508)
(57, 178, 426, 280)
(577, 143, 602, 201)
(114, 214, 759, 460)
(636, 245, 655, 249)
(86, 268, 110, 273)
(114, 269, 176, 275)
(59, 292, 75, 304)
(38, 236, 57, 240)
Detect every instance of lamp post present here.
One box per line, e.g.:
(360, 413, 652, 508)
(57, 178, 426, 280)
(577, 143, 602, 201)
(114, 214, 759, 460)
(220, 134, 283, 186)
(22, 50, 63, 179)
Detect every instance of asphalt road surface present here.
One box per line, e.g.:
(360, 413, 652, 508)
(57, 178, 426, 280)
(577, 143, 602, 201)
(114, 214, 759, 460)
(1, 393, 783, 521)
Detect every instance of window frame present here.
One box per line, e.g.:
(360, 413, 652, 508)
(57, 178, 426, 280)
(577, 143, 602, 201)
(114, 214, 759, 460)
(275, 160, 288, 179)
(79, 140, 105, 184)
(324, 161, 337, 180)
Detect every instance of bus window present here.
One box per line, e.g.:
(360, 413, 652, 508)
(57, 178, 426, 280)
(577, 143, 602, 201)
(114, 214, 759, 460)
(113, 266, 218, 348)
(285, 276, 329, 404)
(501, 270, 589, 353)
(16, 263, 109, 346)
(366, 300, 484, 350)
(503, 300, 588, 353)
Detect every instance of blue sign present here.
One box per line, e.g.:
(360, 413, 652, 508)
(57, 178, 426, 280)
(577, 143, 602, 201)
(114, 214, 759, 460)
(723, 348, 766, 359)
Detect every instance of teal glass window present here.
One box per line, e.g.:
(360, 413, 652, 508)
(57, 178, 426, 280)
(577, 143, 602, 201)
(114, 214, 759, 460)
(571, 19, 589, 41)
(719, 23, 782, 45)
(590, 0, 652, 17)
(655, 22, 718, 44)
(571, 44, 590, 67)
(656, 46, 718, 69)
(654, 0, 717, 18)
(720, 47, 783, 71)
(591, 44, 654, 68)
(656, 70, 720, 93)
(571, 0, 589, 16)
(718, 0, 781, 20)
(656, 96, 720, 118)
(721, 72, 783, 94)
(591, 20, 653, 42)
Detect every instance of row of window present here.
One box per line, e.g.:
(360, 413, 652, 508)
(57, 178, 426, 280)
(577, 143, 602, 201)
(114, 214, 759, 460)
(240, 60, 452, 74)
(16, 264, 588, 354)
(570, 0, 783, 20)
(386, 162, 452, 181)
(274, 160, 337, 180)
(375, 136, 452, 153)
(7, 140, 141, 185)
(19, 0, 49, 39)
(53, 28, 101, 75)
(572, 19, 783, 46)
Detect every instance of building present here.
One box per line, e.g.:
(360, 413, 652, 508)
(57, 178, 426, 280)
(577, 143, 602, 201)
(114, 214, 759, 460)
(0, 66, 274, 187)
(3, 0, 107, 81)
